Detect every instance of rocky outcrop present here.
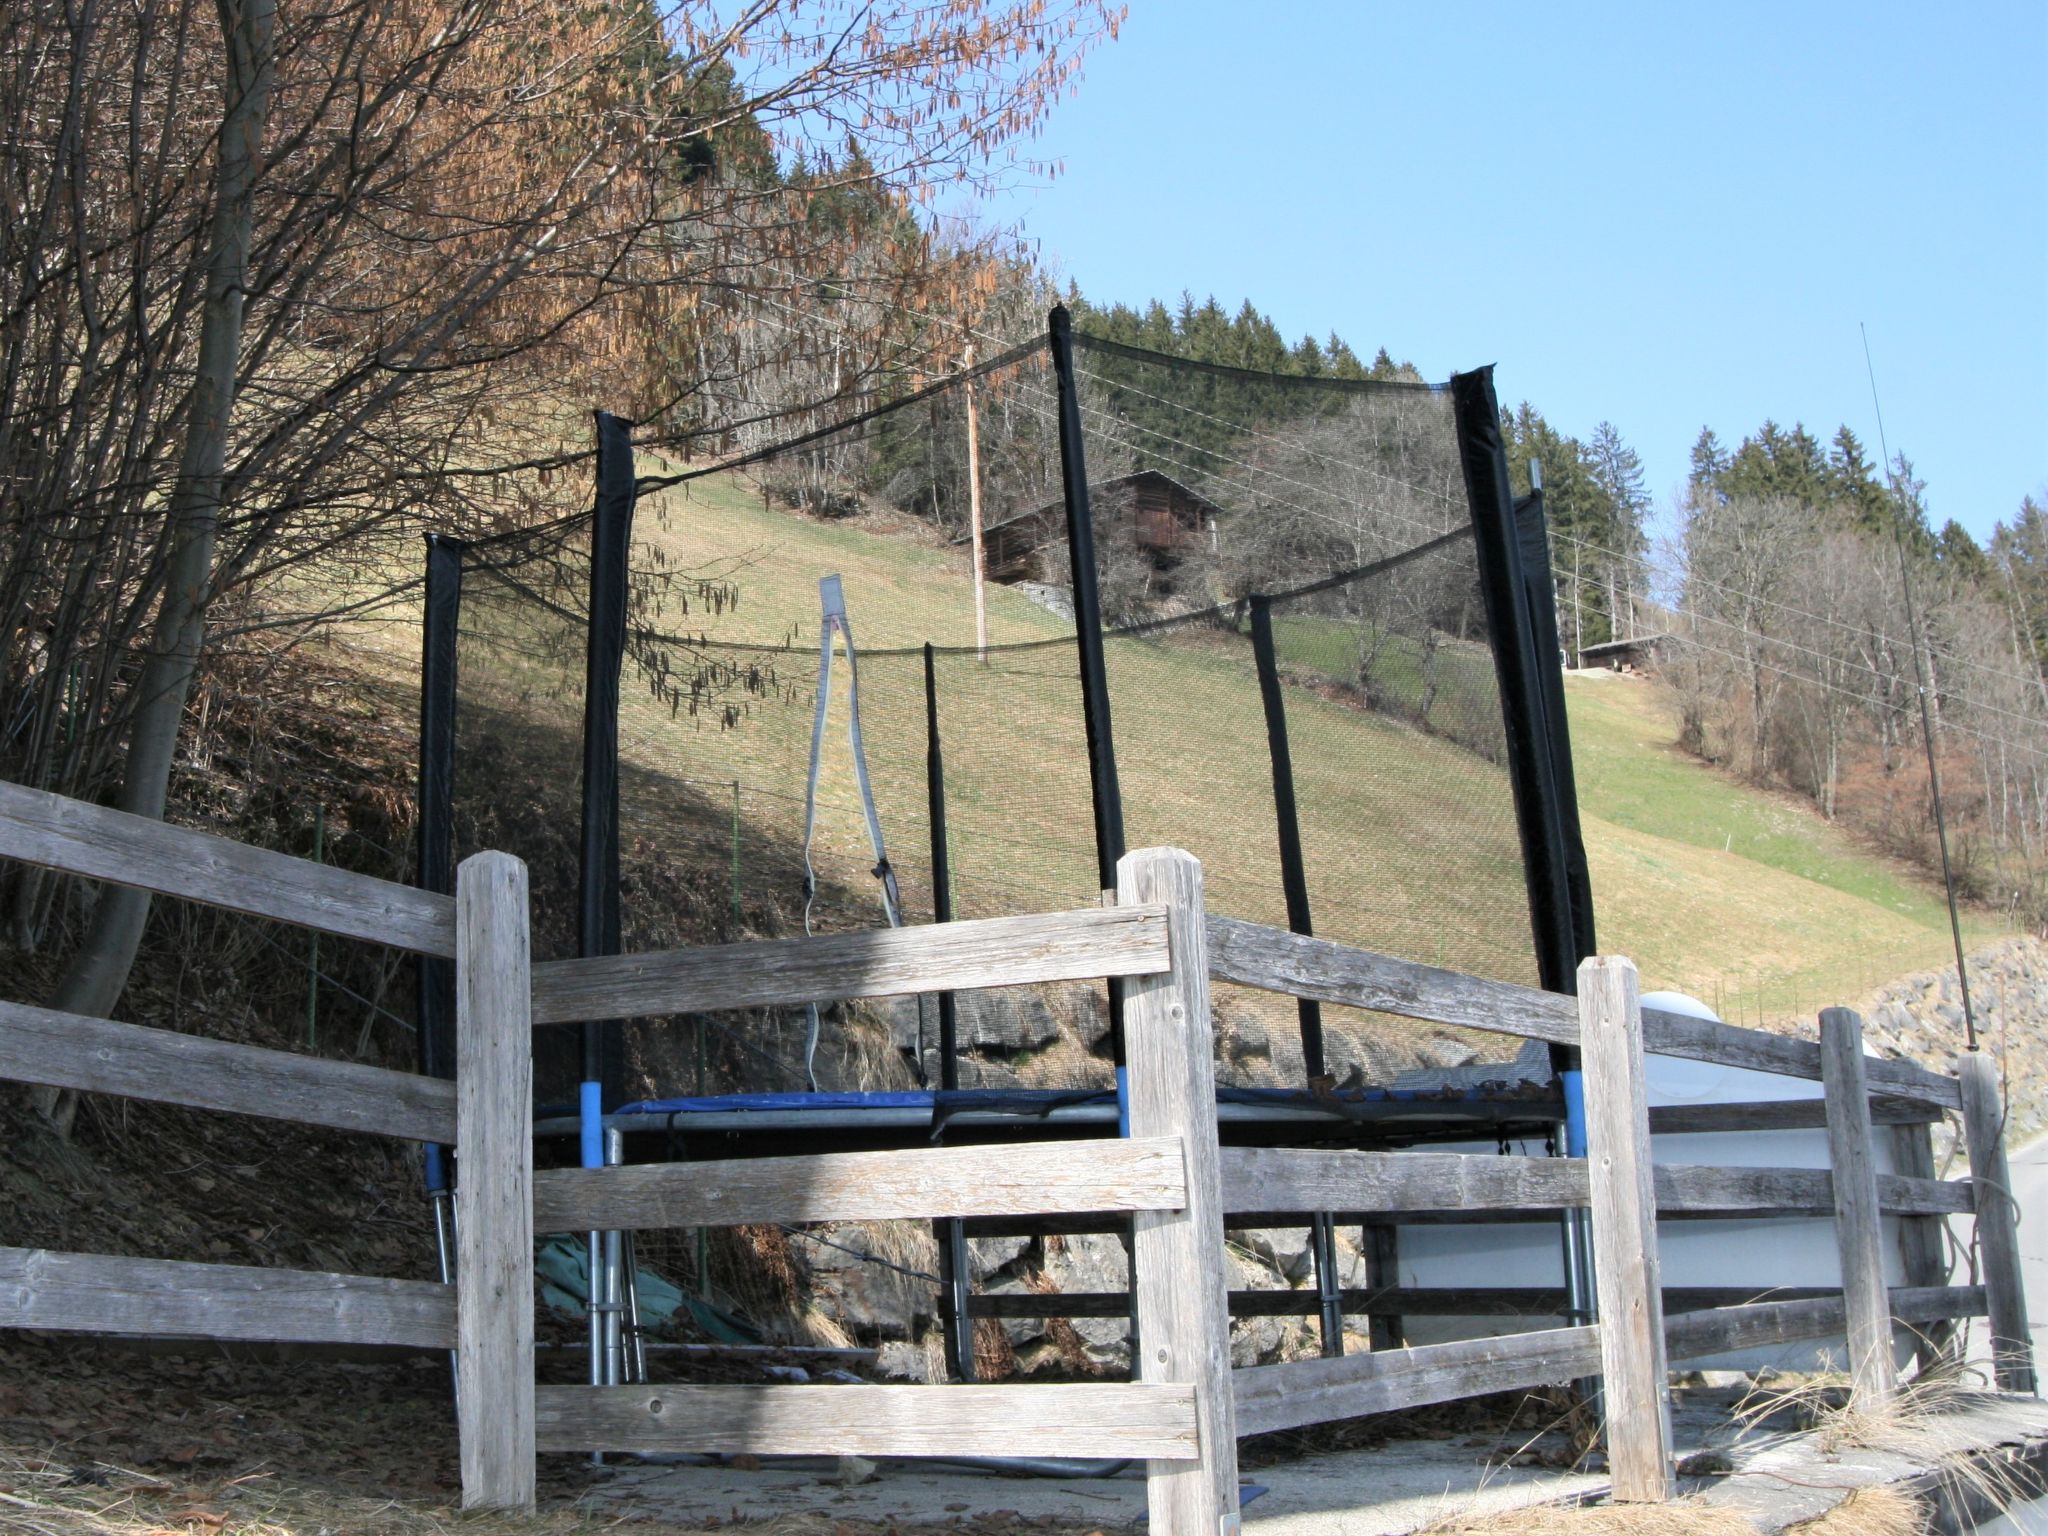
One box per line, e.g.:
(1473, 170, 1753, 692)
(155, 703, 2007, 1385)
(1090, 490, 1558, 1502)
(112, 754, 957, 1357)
(1858, 935, 2048, 1149)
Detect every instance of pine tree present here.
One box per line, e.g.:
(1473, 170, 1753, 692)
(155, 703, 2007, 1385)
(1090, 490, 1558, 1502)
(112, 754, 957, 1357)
(1689, 427, 1730, 499)
(1588, 421, 1651, 641)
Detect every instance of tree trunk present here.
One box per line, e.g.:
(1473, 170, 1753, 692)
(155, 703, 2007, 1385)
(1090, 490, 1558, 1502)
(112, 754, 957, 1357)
(35, 0, 275, 1133)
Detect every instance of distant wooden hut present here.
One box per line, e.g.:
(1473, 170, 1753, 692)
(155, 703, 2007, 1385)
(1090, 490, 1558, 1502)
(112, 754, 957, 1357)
(971, 469, 1222, 584)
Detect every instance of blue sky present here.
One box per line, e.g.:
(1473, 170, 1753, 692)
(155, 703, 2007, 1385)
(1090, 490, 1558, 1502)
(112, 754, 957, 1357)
(981, 1, 2046, 545)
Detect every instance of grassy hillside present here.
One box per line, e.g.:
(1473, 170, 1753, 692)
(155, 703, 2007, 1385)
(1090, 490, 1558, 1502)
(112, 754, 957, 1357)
(1564, 673, 1994, 1027)
(342, 463, 2000, 1042)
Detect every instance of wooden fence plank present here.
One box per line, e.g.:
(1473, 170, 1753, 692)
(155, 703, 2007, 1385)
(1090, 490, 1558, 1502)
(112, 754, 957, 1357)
(1580, 955, 1673, 1503)
(1959, 1052, 2038, 1394)
(1661, 1286, 1986, 1364)
(1222, 1150, 1964, 1221)
(1659, 1166, 1969, 1218)
(1219, 1147, 1585, 1215)
(1820, 1008, 1897, 1406)
(1233, 1326, 1603, 1438)
(530, 904, 1169, 1025)
(1229, 1286, 1990, 1436)
(1650, 1097, 1938, 1133)
(1205, 915, 1577, 1044)
(1639, 1007, 1958, 1109)
(1203, 915, 1957, 1109)
(1364, 1223, 1403, 1351)
(1120, 848, 1239, 1536)
(534, 1138, 1188, 1232)
(972, 1285, 1847, 1321)
(1889, 1120, 1957, 1372)
(0, 779, 454, 955)
(0, 1246, 452, 1348)
(0, 1000, 454, 1143)
(534, 1382, 1198, 1459)
(455, 852, 534, 1512)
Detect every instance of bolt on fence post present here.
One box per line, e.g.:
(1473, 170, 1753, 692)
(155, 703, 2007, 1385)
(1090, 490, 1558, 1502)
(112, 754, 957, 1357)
(1578, 954, 1673, 1503)
(455, 850, 535, 1510)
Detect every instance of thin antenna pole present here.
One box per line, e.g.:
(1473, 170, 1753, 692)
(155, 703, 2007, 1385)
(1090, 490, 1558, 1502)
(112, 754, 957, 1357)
(1862, 323, 1977, 1050)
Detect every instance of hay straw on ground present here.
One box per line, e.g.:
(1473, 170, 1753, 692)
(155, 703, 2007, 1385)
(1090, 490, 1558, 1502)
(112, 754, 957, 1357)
(1781, 1485, 1922, 1536)
(1733, 1359, 2033, 1519)
(1418, 1497, 1754, 1536)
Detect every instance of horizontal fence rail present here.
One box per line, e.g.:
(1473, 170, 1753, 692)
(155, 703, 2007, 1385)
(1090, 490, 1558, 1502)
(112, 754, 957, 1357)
(533, 1382, 1201, 1460)
(1206, 914, 1960, 1108)
(0, 779, 455, 955)
(529, 903, 1170, 1025)
(973, 1285, 1848, 1319)
(1205, 914, 1576, 1045)
(534, 1138, 1189, 1230)
(1231, 1284, 1989, 1440)
(0, 1000, 455, 1144)
(0, 1247, 455, 1350)
(1647, 1096, 1941, 1133)
(1235, 1326, 1602, 1437)
(1214, 1147, 1971, 1220)
(1219, 1147, 1586, 1214)
(1662, 1285, 1987, 1363)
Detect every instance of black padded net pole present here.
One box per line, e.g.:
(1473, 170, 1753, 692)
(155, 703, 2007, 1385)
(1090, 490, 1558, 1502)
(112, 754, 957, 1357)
(415, 533, 464, 1085)
(1514, 481, 1598, 962)
(1451, 367, 1582, 998)
(581, 412, 636, 1097)
(1248, 593, 1324, 1079)
(1050, 304, 1129, 1069)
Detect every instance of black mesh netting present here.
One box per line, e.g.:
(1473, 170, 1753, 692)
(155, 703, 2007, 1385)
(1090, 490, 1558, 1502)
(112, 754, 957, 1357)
(445, 330, 1547, 1107)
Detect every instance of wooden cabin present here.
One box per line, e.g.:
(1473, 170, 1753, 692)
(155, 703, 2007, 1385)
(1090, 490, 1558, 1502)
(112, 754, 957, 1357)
(972, 469, 1222, 584)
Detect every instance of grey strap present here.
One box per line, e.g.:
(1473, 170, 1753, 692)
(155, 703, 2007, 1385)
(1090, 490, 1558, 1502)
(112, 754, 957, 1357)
(798, 575, 902, 1090)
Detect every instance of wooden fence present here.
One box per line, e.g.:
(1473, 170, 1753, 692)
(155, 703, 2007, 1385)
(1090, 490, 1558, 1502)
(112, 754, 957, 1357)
(1207, 916, 2033, 1501)
(0, 780, 461, 1356)
(0, 779, 2035, 1528)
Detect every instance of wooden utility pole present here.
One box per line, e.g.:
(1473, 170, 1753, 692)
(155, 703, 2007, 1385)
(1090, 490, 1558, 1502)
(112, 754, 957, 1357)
(964, 341, 988, 660)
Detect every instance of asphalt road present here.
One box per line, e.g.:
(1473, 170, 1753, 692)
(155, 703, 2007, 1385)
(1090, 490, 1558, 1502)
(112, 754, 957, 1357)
(2015, 1134, 2048, 1380)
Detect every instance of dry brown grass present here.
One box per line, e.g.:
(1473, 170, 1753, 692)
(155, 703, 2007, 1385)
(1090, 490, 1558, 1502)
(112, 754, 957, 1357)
(0, 1443, 1137, 1536)
(1781, 1485, 1922, 1536)
(1734, 1361, 2031, 1524)
(1417, 1495, 1755, 1536)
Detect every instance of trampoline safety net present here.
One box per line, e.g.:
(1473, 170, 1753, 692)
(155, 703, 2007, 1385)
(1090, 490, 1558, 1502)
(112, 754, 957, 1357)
(434, 320, 1583, 1113)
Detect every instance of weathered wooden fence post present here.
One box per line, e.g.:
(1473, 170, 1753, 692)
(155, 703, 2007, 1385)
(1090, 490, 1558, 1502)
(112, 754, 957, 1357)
(1117, 847, 1240, 1536)
(1578, 954, 1672, 1503)
(1887, 1119, 1956, 1373)
(1959, 1051, 2038, 1395)
(1819, 1007, 1896, 1406)
(456, 851, 536, 1509)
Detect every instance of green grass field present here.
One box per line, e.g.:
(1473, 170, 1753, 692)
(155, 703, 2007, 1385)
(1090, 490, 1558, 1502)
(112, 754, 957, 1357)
(334, 462, 1997, 1038)
(1563, 674, 1991, 1026)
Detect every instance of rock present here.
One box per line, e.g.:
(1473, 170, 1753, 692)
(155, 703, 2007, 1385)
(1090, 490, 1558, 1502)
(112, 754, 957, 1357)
(874, 1340, 931, 1382)
(790, 1224, 931, 1333)
(1233, 1226, 1315, 1284)
(1229, 1314, 1289, 1368)
(955, 988, 1061, 1053)
(968, 1235, 1030, 1282)
(1416, 1037, 1480, 1070)
(1043, 1233, 1131, 1355)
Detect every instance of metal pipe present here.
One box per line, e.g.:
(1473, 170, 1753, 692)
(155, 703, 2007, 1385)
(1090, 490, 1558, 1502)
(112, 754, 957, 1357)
(604, 1126, 628, 1387)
